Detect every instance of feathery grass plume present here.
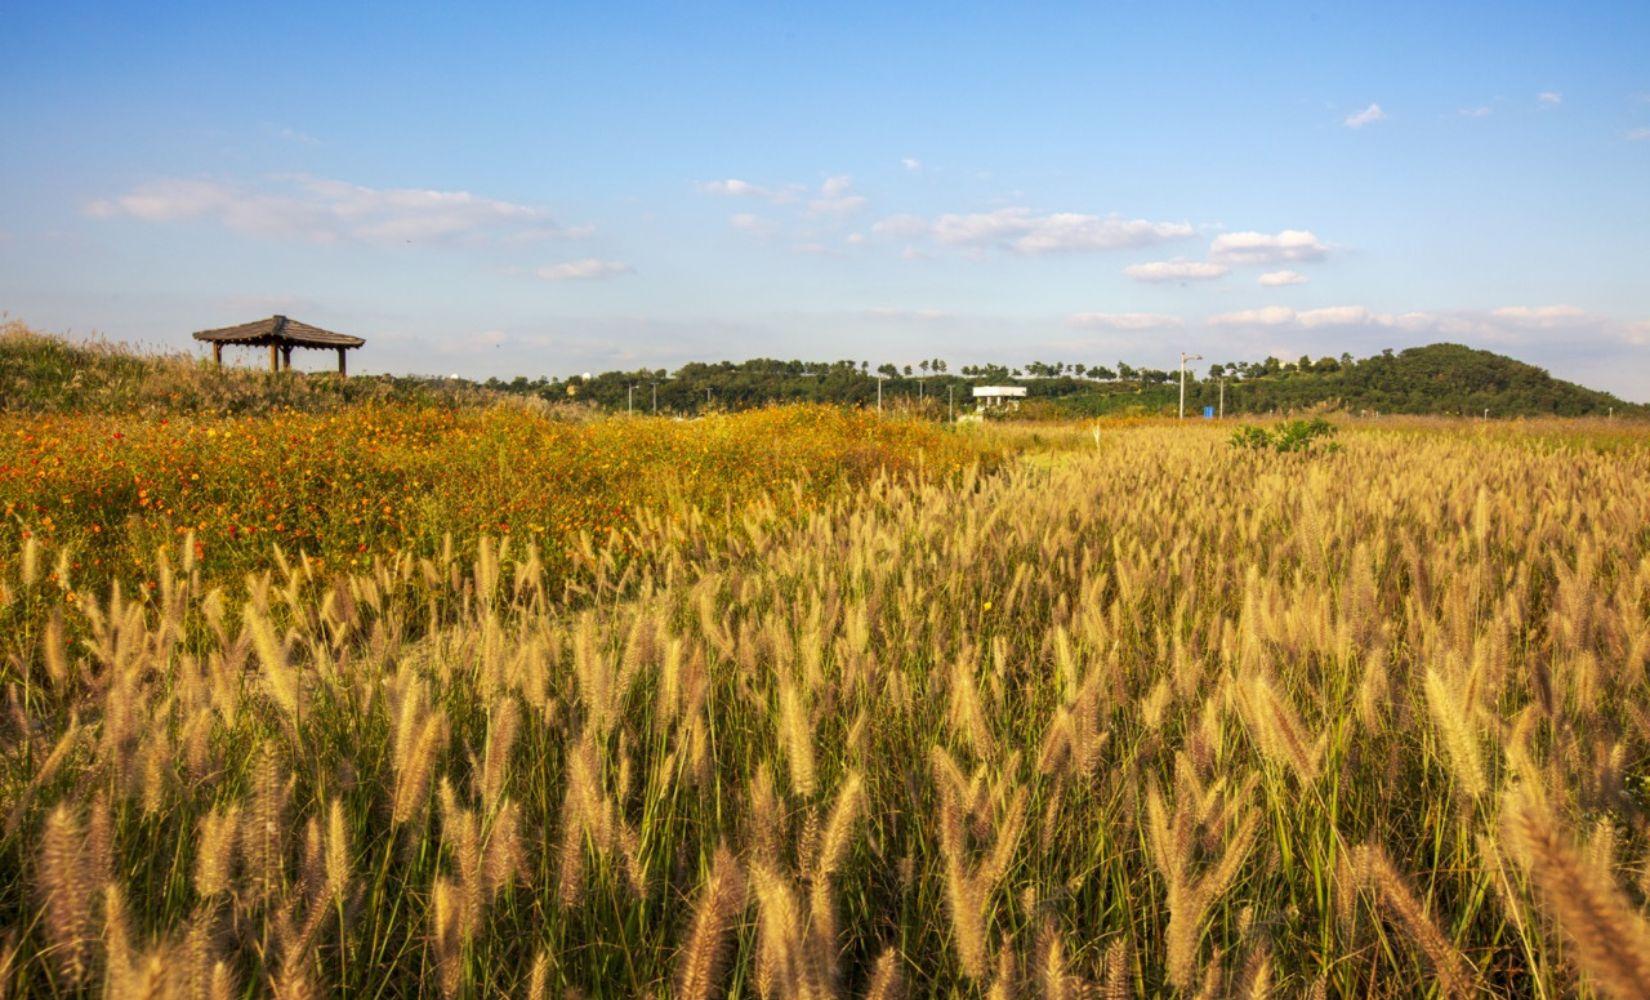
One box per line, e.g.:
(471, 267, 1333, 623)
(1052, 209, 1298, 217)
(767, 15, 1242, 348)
(1036, 919, 1072, 1000)
(1500, 784, 1650, 999)
(554, 790, 587, 909)
(430, 876, 464, 999)
(20, 533, 40, 587)
(751, 860, 813, 999)
(675, 845, 747, 1000)
(528, 948, 551, 998)
(1235, 675, 1321, 783)
(817, 771, 865, 879)
(1233, 942, 1272, 999)
(479, 697, 520, 809)
(42, 608, 70, 687)
(778, 676, 818, 797)
(1423, 666, 1487, 800)
(324, 798, 351, 905)
(1353, 844, 1474, 998)
(863, 947, 904, 1000)
(985, 944, 1017, 1000)
(38, 804, 96, 988)
(195, 804, 241, 898)
(1102, 937, 1131, 1000)
(392, 703, 447, 827)
(484, 798, 525, 899)
(102, 883, 136, 997)
(942, 838, 991, 981)
(242, 748, 289, 906)
(245, 600, 301, 720)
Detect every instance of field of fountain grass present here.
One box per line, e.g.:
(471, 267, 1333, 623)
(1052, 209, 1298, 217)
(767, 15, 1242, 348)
(2, 418, 1650, 997)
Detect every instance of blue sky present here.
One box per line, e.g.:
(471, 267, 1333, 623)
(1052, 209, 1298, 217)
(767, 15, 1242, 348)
(3, 2, 1648, 397)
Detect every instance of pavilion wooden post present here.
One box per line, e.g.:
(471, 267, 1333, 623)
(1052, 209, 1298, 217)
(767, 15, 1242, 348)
(337, 347, 347, 377)
(212, 343, 222, 368)
(280, 345, 294, 371)
(268, 343, 279, 373)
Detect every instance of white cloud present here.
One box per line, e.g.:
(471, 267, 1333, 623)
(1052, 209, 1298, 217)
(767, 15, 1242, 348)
(883, 207, 1192, 255)
(871, 214, 930, 239)
(901, 157, 923, 172)
(1258, 270, 1308, 287)
(809, 175, 868, 216)
(1066, 312, 1183, 331)
(1203, 303, 1634, 346)
(535, 259, 632, 282)
(1344, 103, 1387, 128)
(1207, 306, 1301, 328)
(1458, 106, 1492, 118)
(1209, 229, 1329, 265)
(85, 174, 570, 245)
(1626, 127, 1650, 141)
(729, 212, 777, 236)
(695, 178, 801, 204)
(1122, 259, 1229, 283)
(1538, 91, 1563, 106)
(1489, 304, 1588, 326)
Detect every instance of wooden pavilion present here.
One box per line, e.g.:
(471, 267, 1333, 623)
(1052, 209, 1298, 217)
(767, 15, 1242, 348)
(192, 315, 365, 375)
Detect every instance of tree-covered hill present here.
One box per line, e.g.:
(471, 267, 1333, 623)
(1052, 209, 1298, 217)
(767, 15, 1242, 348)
(523, 342, 1643, 419)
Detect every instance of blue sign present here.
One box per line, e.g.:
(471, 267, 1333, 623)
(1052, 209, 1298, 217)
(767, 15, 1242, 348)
(1203, 406, 1215, 419)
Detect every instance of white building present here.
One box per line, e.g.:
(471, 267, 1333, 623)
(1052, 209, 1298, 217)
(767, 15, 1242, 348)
(972, 385, 1028, 410)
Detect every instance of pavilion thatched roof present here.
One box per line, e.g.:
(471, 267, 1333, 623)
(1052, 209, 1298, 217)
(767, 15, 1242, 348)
(192, 315, 364, 349)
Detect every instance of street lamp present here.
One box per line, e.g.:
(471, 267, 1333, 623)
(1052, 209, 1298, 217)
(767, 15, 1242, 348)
(1178, 352, 1203, 419)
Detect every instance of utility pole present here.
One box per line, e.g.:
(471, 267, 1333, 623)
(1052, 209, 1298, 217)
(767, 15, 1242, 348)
(1219, 378, 1226, 419)
(627, 384, 634, 416)
(877, 375, 884, 414)
(1178, 352, 1203, 419)
(948, 383, 954, 422)
(652, 382, 658, 413)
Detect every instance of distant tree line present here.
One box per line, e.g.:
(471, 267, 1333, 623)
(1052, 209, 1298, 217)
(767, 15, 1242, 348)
(478, 343, 1643, 419)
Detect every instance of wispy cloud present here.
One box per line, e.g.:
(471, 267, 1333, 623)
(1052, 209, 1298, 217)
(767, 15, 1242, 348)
(1458, 106, 1492, 118)
(1066, 312, 1183, 331)
(86, 174, 575, 244)
(1344, 103, 1386, 128)
(536, 258, 632, 281)
(1122, 259, 1229, 283)
(901, 157, 923, 172)
(1203, 303, 1639, 347)
(809, 175, 868, 216)
(1209, 229, 1329, 265)
(1258, 270, 1308, 287)
(695, 178, 803, 204)
(1627, 127, 1650, 141)
(879, 207, 1194, 255)
(1537, 91, 1563, 106)
(728, 212, 778, 236)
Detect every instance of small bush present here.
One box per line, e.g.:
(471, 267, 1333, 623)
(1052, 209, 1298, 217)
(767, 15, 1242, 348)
(1230, 417, 1339, 454)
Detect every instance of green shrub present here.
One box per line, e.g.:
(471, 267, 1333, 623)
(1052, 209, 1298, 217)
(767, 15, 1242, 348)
(1230, 417, 1339, 454)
